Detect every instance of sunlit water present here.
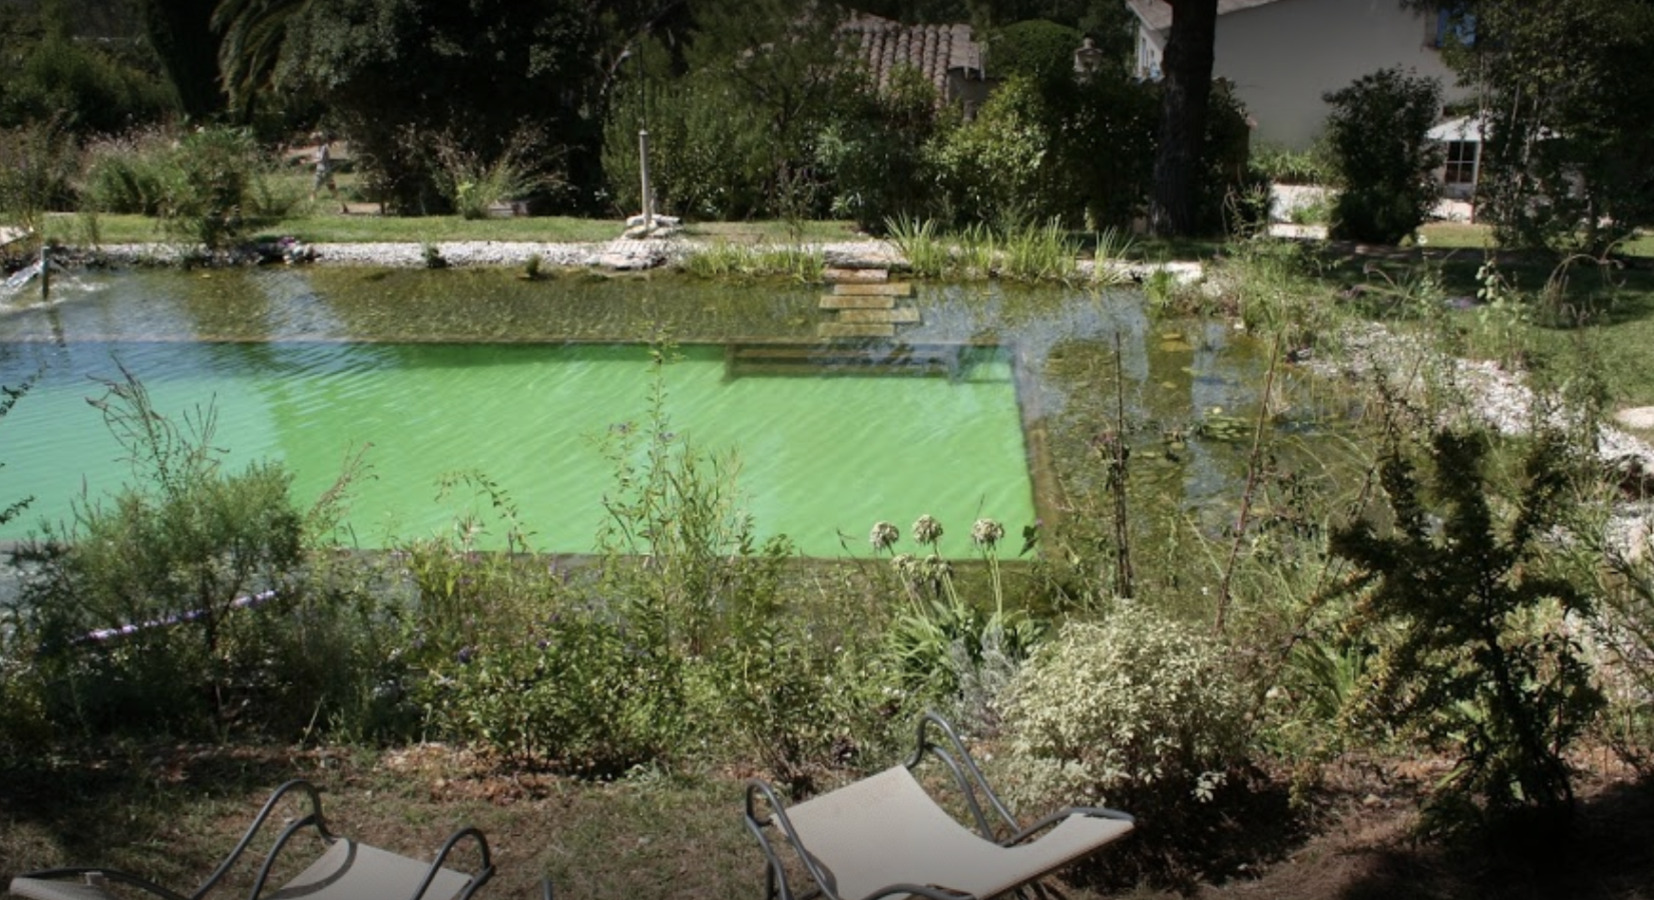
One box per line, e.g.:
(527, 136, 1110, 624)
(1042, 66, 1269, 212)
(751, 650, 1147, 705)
(0, 271, 1034, 556)
(0, 267, 1342, 557)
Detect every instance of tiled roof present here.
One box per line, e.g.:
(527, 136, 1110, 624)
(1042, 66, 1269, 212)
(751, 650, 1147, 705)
(840, 14, 984, 97)
(1125, 0, 1288, 33)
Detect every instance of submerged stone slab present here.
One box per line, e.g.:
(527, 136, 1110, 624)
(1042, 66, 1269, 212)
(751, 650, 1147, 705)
(819, 322, 895, 338)
(839, 308, 920, 324)
(833, 282, 913, 297)
(820, 294, 896, 310)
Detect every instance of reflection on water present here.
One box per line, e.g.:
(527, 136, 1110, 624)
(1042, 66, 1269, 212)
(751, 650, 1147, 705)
(0, 269, 1351, 556)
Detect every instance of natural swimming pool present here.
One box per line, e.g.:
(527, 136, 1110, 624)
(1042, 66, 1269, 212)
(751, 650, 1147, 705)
(0, 266, 1326, 557)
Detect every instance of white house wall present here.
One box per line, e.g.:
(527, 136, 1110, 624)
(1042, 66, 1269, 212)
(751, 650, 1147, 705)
(1211, 0, 1461, 149)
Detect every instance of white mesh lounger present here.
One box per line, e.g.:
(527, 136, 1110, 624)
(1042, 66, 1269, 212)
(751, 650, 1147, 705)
(10, 780, 495, 900)
(744, 711, 1135, 900)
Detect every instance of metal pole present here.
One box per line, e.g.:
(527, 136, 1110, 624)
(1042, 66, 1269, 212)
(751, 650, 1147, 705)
(39, 243, 49, 302)
(638, 129, 654, 230)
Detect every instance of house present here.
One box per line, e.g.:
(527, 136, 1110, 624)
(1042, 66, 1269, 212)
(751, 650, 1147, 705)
(839, 13, 991, 115)
(1126, 0, 1462, 149)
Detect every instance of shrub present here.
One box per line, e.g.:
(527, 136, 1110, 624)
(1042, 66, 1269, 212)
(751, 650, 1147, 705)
(1329, 423, 1604, 834)
(0, 122, 76, 232)
(1323, 67, 1443, 244)
(80, 128, 174, 216)
(427, 126, 562, 220)
(6, 370, 307, 738)
(81, 126, 296, 247)
(415, 609, 685, 776)
(814, 66, 949, 232)
(999, 605, 1251, 811)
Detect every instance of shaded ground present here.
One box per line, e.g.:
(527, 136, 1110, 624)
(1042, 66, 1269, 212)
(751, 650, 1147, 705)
(1, 744, 1650, 900)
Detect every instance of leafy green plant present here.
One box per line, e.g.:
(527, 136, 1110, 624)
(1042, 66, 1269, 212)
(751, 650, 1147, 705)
(6, 368, 306, 736)
(680, 240, 822, 282)
(428, 127, 561, 220)
(999, 603, 1251, 811)
(873, 515, 1040, 726)
(0, 122, 75, 234)
(999, 218, 1080, 283)
(1323, 67, 1443, 244)
(1329, 422, 1603, 833)
(884, 215, 951, 279)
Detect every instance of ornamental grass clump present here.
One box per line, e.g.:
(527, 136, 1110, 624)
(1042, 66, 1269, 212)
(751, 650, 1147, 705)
(1000, 603, 1250, 813)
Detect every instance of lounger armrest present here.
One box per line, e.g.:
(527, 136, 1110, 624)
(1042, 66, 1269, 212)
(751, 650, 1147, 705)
(13, 867, 191, 900)
(744, 778, 845, 900)
(420, 825, 494, 900)
(200, 780, 331, 900)
(906, 710, 1020, 840)
(1001, 806, 1136, 848)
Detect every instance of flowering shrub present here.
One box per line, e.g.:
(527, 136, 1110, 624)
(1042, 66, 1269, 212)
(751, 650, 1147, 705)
(1000, 604, 1250, 811)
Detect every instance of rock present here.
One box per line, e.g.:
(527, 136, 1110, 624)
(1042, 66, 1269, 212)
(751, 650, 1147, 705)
(1615, 407, 1654, 431)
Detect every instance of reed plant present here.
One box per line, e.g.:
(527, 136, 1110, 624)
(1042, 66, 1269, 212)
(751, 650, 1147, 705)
(999, 218, 1080, 283)
(680, 240, 823, 282)
(1087, 226, 1137, 288)
(884, 214, 951, 279)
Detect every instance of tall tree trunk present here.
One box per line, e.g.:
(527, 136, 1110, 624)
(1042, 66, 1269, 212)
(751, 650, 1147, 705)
(138, 0, 226, 121)
(1149, 0, 1219, 237)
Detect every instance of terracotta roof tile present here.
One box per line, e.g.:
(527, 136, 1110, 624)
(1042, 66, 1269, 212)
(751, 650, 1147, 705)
(842, 13, 984, 99)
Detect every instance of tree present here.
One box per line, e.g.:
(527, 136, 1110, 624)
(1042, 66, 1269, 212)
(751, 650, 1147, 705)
(135, 0, 225, 119)
(1148, 0, 1218, 237)
(277, 0, 606, 212)
(682, 0, 854, 220)
(1323, 67, 1443, 244)
(1419, 0, 1654, 251)
(212, 0, 312, 122)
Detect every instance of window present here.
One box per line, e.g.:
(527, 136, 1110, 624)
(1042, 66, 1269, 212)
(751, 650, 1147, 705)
(1444, 140, 1478, 184)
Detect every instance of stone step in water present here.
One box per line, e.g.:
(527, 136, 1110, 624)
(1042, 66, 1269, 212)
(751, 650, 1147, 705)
(818, 322, 895, 338)
(838, 308, 921, 324)
(832, 282, 914, 297)
(726, 340, 969, 378)
(819, 294, 897, 310)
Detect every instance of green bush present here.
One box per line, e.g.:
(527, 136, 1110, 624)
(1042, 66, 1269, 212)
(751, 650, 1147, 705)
(1323, 67, 1443, 244)
(5, 371, 308, 738)
(1329, 424, 1604, 833)
(0, 122, 76, 232)
(0, 33, 172, 137)
(814, 66, 950, 232)
(415, 610, 686, 776)
(80, 128, 174, 216)
(81, 126, 298, 247)
(1000, 604, 1251, 811)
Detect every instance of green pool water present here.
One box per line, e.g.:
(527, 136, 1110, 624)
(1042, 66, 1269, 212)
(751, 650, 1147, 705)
(0, 273, 1035, 556)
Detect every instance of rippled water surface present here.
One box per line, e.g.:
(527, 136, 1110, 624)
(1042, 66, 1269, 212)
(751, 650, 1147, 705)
(0, 269, 1036, 555)
(0, 267, 1343, 556)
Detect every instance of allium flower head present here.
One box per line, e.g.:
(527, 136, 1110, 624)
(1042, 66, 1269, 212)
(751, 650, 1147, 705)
(870, 521, 900, 551)
(912, 514, 944, 546)
(971, 518, 1005, 548)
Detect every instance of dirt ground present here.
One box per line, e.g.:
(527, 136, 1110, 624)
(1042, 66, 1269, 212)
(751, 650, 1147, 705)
(1171, 755, 1654, 900)
(2, 742, 1651, 900)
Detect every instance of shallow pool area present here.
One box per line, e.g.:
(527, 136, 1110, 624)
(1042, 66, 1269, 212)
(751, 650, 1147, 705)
(0, 266, 1340, 557)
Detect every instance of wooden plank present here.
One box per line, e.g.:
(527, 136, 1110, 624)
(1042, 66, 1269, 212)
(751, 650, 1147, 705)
(824, 267, 889, 283)
(819, 294, 896, 310)
(839, 308, 921, 324)
(818, 322, 896, 338)
(832, 282, 914, 297)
